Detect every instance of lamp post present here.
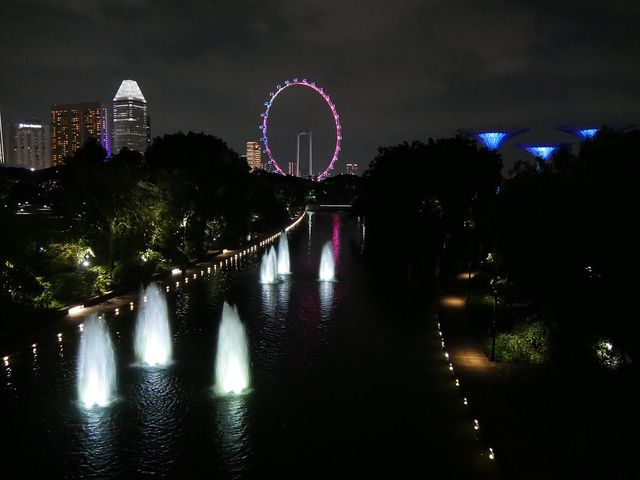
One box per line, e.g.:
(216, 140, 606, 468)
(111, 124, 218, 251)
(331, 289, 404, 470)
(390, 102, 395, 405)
(489, 275, 502, 362)
(464, 218, 474, 303)
(491, 285, 497, 362)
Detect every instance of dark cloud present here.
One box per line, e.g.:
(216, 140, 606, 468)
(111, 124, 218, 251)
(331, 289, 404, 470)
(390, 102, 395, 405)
(1, 0, 639, 172)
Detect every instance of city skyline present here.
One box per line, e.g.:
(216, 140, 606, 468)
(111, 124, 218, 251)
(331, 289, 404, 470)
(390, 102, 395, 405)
(1, 1, 638, 173)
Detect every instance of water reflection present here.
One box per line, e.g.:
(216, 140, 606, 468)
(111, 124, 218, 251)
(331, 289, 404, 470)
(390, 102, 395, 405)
(307, 212, 314, 255)
(215, 395, 251, 478)
(77, 407, 119, 477)
(261, 284, 277, 319)
(319, 281, 334, 319)
(32, 344, 40, 374)
(358, 216, 366, 253)
(133, 367, 179, 475)
(4, 356, 14, 391)
(332, 213, 341, 260)
(278, 277, 291, 314)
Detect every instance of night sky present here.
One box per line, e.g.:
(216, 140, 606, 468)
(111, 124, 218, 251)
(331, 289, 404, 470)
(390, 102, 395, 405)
(1, 0, 639, 172)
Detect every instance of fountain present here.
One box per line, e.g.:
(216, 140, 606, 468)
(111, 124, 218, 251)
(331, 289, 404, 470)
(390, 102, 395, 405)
(277, 233, 291, 275)
(319, 241, 335, 281)
(134, 283, 172, 366)
(215, 302, 251, 394)
(77, 314, 117, 408)
(260, 246, 278, 283)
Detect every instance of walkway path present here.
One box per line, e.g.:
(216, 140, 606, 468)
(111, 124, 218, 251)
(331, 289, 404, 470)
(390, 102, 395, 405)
(437, 275, 554, 479)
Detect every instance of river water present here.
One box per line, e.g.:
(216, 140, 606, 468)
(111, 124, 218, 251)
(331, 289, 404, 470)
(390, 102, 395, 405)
(0, 212, 495, 478)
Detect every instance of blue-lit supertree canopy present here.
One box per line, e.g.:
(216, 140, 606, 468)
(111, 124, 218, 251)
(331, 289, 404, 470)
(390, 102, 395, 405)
(468, 128, 527, 151)
(476, 132, 508, 150)
(575, 128, 599, 139)
(520, 145, 558, 160)
(557, 127, 600, 140)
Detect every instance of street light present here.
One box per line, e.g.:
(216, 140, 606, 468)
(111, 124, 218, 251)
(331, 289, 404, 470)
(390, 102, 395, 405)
(489, 274, 504, 362)
(463, 217, 475, 303)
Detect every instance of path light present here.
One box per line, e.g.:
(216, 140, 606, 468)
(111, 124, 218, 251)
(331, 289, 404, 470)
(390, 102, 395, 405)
(57, 333, 63, 342)
(207, 267, 211, 273)
(489, 448, 495, 460)
(115, 308, 120, 315)
(166, 286, 170, 292)
(463, 398, 468, 405)
(3, 356, 9, 366)
(69, 305, 84, 315)
(449, 363, 454, 372)
(193, 273, 197, 279)
(79, 323, 84, 332)
(130, 301, 134, 311)
(474, 419, 480, 430)
(143, 296, 148, 303)
(444, 352, 449, 359)
(176, 281, 180, 287)
(455, 379, 460, 387)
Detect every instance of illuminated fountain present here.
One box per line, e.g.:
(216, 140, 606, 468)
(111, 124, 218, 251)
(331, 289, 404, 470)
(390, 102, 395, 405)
(260, 246, 278, 283)
(134, 283, 172, 366)
(319, 241, 335, 281)
(77, 314, 117, 408)
(277, 233, 291, 275)
(215, 302, 251, 395)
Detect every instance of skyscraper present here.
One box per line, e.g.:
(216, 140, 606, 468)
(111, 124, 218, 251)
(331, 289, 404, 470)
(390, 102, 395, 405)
(112, 80, 149, 154)
(246, 141, 262, 170)
(100, 104, 112, 157)
(50, 102, 105, 165)
(8, 120, 51, 170)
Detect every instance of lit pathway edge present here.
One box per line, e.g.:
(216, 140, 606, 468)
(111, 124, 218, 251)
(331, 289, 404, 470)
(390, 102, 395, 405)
(435, 298, 497, 465)
(1, 212, 308, 363)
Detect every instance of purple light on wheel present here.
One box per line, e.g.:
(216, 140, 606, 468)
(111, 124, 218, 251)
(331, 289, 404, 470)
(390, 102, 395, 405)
(260, 79, 342, 180)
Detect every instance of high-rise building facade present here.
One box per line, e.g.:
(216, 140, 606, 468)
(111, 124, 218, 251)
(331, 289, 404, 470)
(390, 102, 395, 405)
(246, 141, 262, 170)
(346, 163, 358, 175)
(100, 104, 112, 157)
(50, 102, 106, 165)
(8, 120, 51, 170)
(112, 80, 149, 154)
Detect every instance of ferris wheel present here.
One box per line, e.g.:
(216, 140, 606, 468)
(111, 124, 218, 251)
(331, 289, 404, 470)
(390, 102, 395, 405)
(259, 78, 342, 180)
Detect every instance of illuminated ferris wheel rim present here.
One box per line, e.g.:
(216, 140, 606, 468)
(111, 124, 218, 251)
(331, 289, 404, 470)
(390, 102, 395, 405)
(259, 78, 341, 180)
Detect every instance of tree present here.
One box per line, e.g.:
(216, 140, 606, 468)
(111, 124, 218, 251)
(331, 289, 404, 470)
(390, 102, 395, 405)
(357, 137, 502, 284)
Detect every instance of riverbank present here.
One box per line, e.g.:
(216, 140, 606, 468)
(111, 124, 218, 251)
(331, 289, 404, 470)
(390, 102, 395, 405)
(0, 212, 307, 360)
(437, 272, 640, 479)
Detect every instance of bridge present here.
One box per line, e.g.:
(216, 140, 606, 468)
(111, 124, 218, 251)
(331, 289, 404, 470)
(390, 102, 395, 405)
(305, 204, 352, 212)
